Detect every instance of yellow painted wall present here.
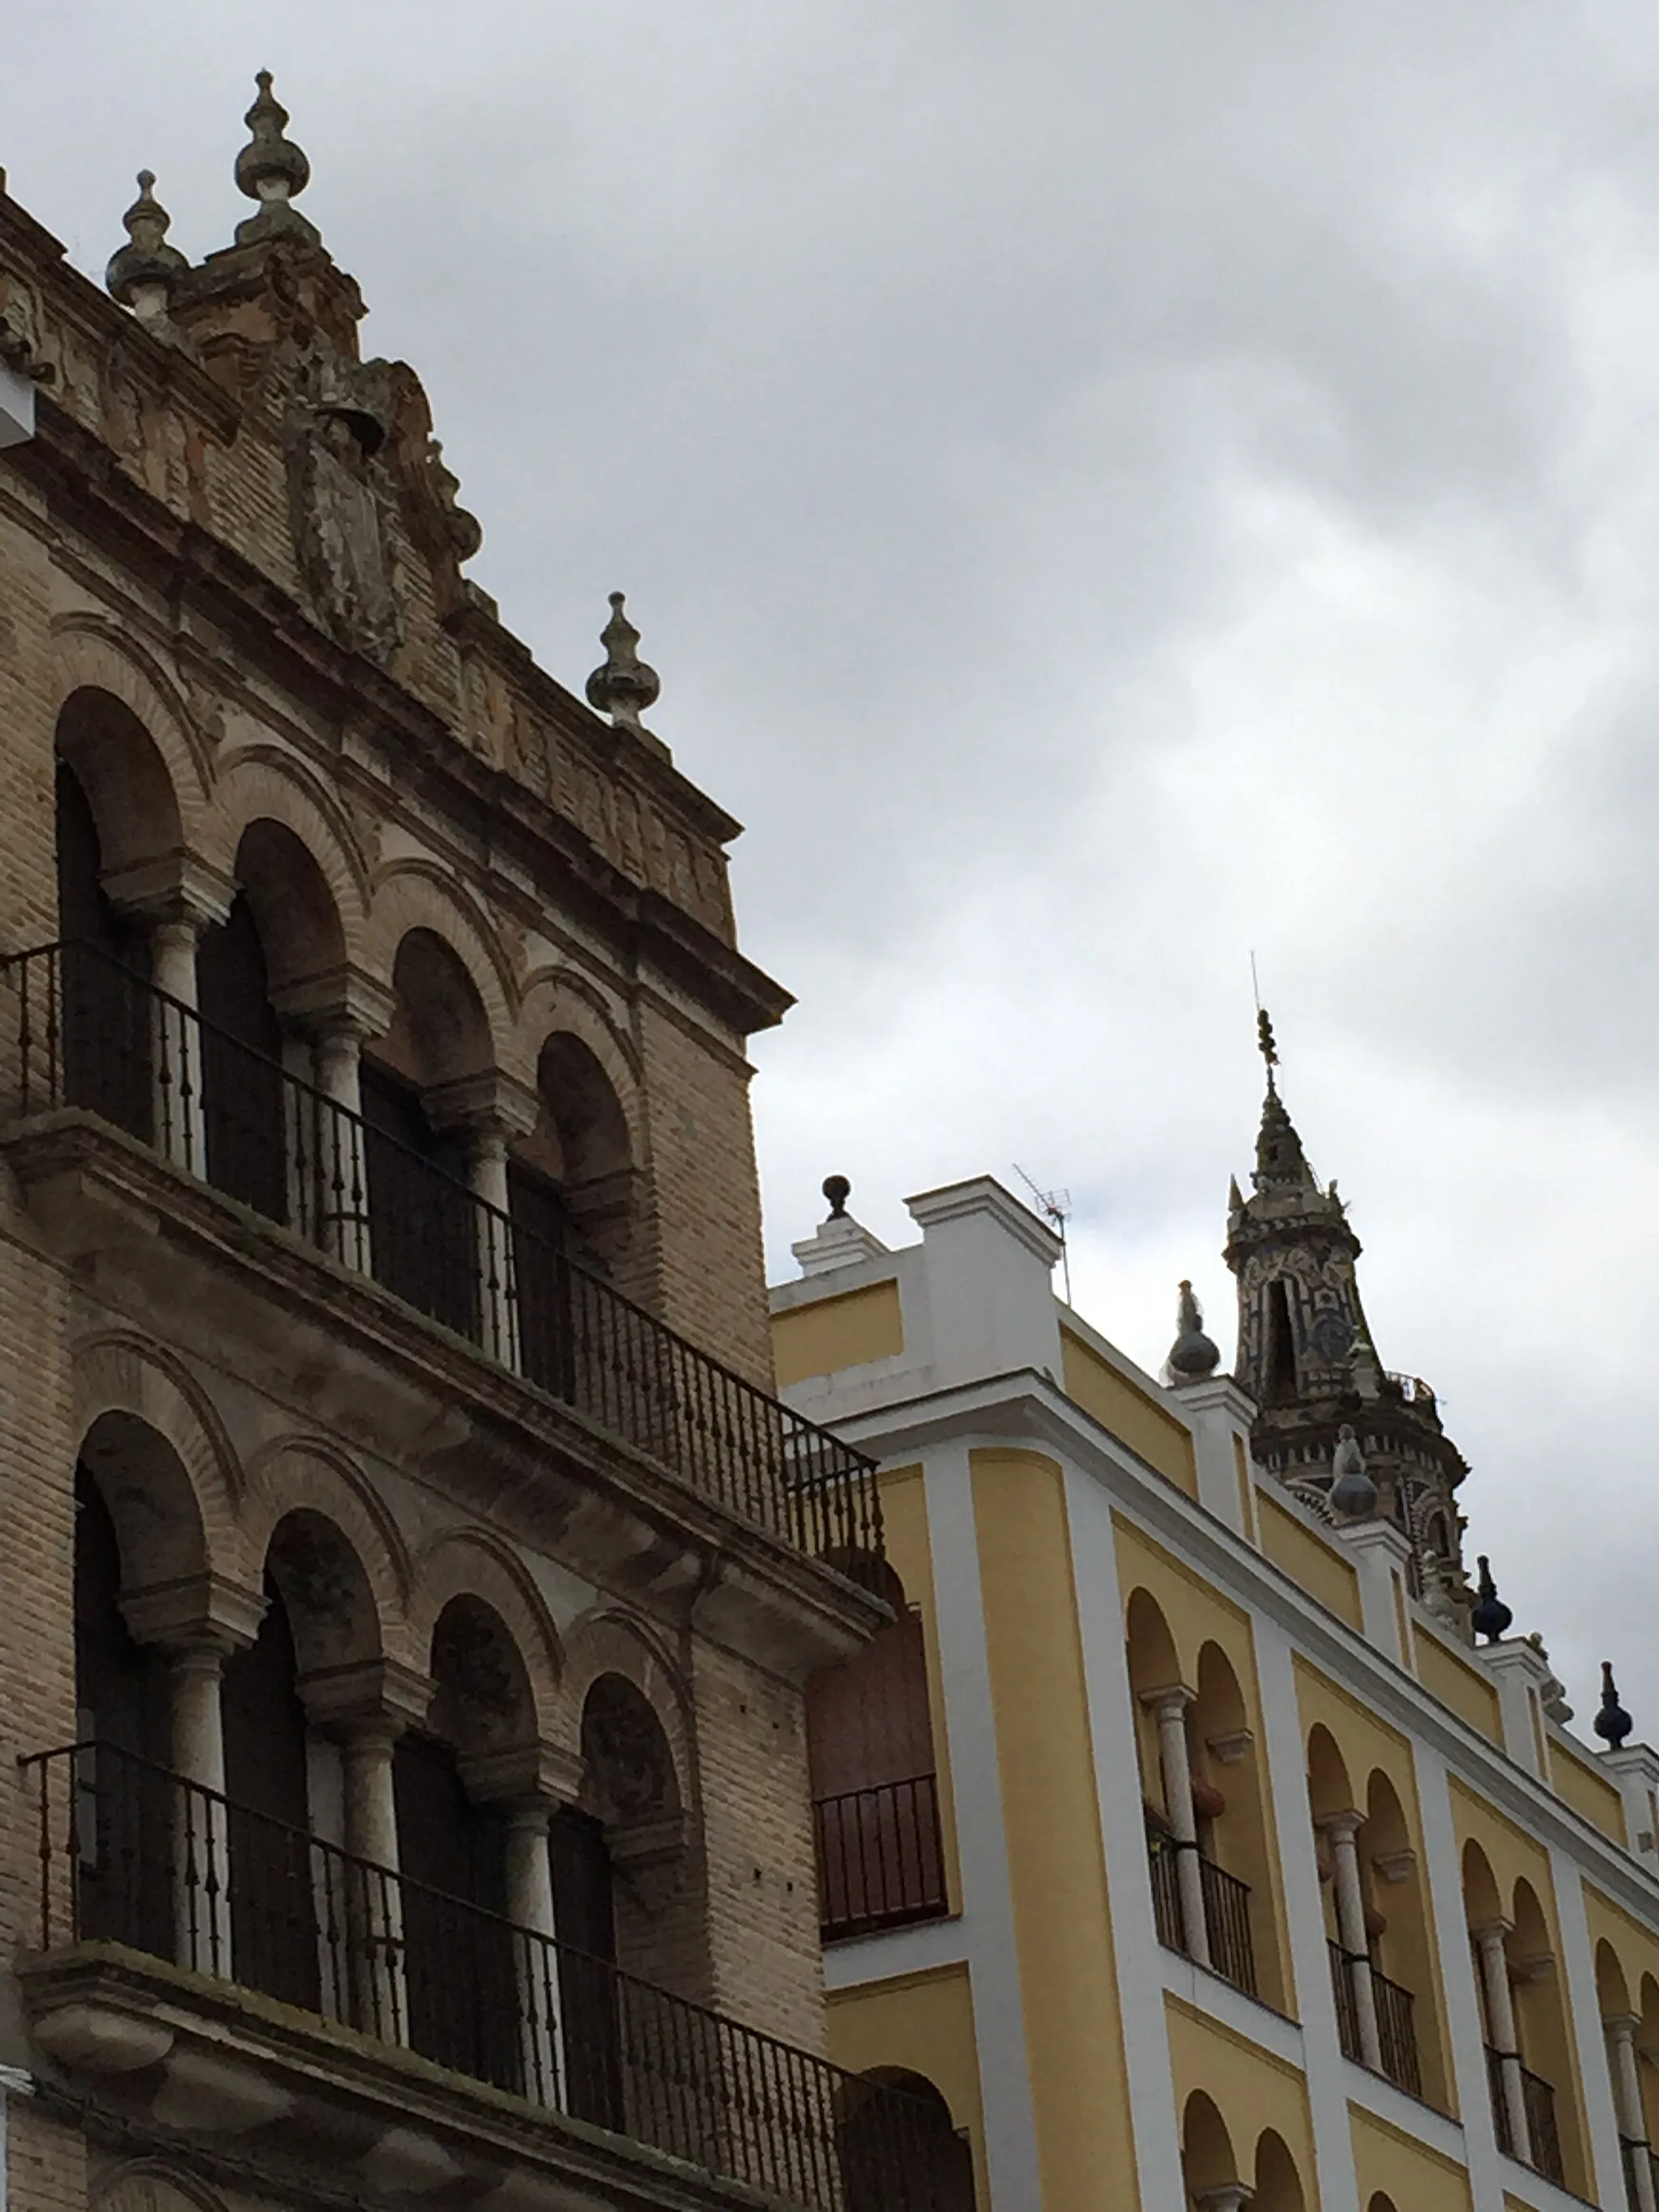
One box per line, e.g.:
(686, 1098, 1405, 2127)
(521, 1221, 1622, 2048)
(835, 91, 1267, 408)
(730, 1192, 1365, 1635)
(1413, 1626, 1503, 1746)
(1350, 2102, 1471, 2212)
(973, 1449, 1141, 2208)
(877, 1464, 962, 1912)
(1257, 1492, 1363, 1632)
(1165, 1995, 1317, 2201)
(826, 1963, 987, 2210)
(1060, 1328, 1198, 1498)
(1584, 1886, 1659, 2142)
(1294, 1660, 1456, 2112)
(1116, 1516, 1294, 2013)
(1549, 1733, 1627, 1846)
(771, 1278, 904, 1386)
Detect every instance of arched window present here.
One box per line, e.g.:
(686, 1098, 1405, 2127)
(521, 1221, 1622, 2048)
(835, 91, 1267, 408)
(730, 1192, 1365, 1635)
(54, 753, 150, 1139)
(220, 1564, 317, 2011)
(806, 1558, 945, 1941)
(1252, 2129, 1306, 2212)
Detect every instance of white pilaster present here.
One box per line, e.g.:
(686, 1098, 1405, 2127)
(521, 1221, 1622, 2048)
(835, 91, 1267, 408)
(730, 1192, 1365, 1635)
(905, 1179, 1063, 1389)
(1552, 1845, 1626, 2211)
(1412, 1743, 1506, 2209)
(1477, 1640, 1554, 1778)
(1334, 1519, 1414, 1666)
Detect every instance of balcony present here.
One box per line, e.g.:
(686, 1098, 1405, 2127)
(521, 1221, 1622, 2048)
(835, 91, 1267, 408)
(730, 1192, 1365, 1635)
(0, 942, 878, 1568)
(813, 1775, 948, 1943)
(1145, 1831, 1258, 1999)
(21, 1738, 962, 2212)
(1327, 1939, 1421, 2098)
(1486, 2043, 1565, 2185)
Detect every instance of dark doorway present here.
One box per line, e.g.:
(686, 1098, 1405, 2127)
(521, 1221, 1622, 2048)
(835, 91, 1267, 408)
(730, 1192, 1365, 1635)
(550, 1805, 622, 2128)
(72, 1465, 171, 1954)
(393, 1731, 518, 2090)
(221, 1575, 320, 2011)
(54, 761, 151, 1140)
(360, 1061, 479, 1340)
(198, 894, 288, 1221)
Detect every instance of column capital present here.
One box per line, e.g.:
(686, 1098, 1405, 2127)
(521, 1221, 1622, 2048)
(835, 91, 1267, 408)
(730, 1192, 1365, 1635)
(424, 1070, 540, 1144)
(1470, 1915, 1515, 1946)
(103, 854, 237, 934)
(1606, 2010, 1642, 2042)
(1195, 2186, 1254, 2212)
(1140, 1681, 1197, 1718)
(270, 964, 397, 1043)
(299, 1656, 433, 1741)
(458, 1741, 584, 1811)
(1316, 1807, 1366, 1843)
(120, 1573, 266, 1657)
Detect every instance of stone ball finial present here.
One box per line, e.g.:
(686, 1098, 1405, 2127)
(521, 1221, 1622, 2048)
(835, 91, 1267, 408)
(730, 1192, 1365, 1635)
(823, 1175, 851, 1221)
(1594, 1660, 1633, 1749)
(1167, 1279, 1221, 1381)
(106, 171, 190, 321)
(1328, 1422, 1378, 1519)
(585, 592, 661, 729)
(234, 70, 318, 244)
(1469, 1554, 1513, 1645)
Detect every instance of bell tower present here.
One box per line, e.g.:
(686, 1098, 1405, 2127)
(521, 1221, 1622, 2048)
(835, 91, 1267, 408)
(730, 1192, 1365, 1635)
(1224, 1014, 1472, 1633)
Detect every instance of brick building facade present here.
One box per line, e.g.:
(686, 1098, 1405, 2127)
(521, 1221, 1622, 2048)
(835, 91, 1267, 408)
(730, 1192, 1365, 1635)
(0, 79, 953, 2212)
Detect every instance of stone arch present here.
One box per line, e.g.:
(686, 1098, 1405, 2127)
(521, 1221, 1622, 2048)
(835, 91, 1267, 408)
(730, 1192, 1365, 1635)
(365, 863, 516, 1063)
(556, 1607, 693, 1809)
(95, 2161, 230, 2212)
(209, 751, 371, 963)
(263, 1511, 385, 1677)
(1461, 1837, 1503, 1929)
(54, 686, 186, 880)
(387, 926, 496, 1088)
(1192, 1638, 1283, 2006)
(1306, 1722, 1354, 1822)
(410, 1528, 562, 1741)
(429, 1592, 540, 1761)
(71, 1332, 244, 1582)
(1253, 2129, 1307, 2212)
(582, 1673, 682, 1826)
(1180, 2089, 1240, 2197)
(244, 1437, 412, 1659)
(51, 615, 212, 808)
(1596, 1935, 1632, 2020)
(513, 968, 642, 1136)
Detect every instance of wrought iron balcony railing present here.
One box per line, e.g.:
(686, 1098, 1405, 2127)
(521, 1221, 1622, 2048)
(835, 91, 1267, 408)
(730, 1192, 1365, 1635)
(1196, 1854, 1256, 1997)
(0, 942, 880, 1565)
(1144, 1830, 1258, 1999)
(1623, 2135, 1659, 2212)
(22, 1739, 962, 2212)
(1486, 2042, 1564, 2184)
(1326, 1939, 1420, 2098)
(813, 1774, 949, 1942)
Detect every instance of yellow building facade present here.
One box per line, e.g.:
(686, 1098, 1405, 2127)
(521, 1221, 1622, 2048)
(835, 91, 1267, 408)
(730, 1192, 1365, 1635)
(774, 1174, 1659, 2212)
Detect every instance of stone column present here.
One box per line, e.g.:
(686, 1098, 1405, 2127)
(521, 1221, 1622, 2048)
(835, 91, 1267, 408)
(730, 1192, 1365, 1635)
(166, 1638, 232, 1977)
(338, 1720, 406, 2044)
(147, 915, 207, 1174)
(426, 1073, 540, 1375)
(1609, 2014, 1657, 2212)
(504, 1801, 564, 2106)
(467, 1126, 520, 1370)
(1474, 1918, 1532, 2166)
(313, 1025, 373, 1274)
(1194, 2186, 1254, 2212)
(1320, 1809, 1382, 2072)
(1144, 1686, 1209, 1969)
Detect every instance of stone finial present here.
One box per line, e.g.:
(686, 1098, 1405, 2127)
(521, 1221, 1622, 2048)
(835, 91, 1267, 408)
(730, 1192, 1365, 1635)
(106, 172, 189, 324)
(234, 71, 319, 245)
(585, 593, 661, 729)
(823, 1175, 851, 1221)
(1167, 1280, 1221, 1382)
(1470, 1554, 1513, 1645)
(1328, 1422, 1378, 1519)
(1595, 1660, 1634, 1749)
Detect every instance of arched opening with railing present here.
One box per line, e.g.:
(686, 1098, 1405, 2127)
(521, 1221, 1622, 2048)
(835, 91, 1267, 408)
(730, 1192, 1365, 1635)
(806, 1554, 946, 1942)
(1252, 2128, 1307, 2212)
(1465, 1839, 1582, 2190)
(839, 2068, 975, 2212)
(1128, 1588, 1282, 2005)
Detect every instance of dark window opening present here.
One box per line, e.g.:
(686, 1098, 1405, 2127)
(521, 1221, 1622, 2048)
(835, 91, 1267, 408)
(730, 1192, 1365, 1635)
(54, 761, 151, 1140)
(359, 1059, 478, 1338)
(221, 1574, 319, 2011)
(392, 1731, 518, 2090)
(198, 893, 288, 1221)
(1265, 1279, 1298, 1406)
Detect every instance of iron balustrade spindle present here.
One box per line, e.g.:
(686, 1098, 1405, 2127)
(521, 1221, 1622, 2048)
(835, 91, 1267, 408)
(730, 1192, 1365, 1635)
(1146, 1831, 1185, 1954)
(1328, 1937, 1362, 2061)
(813, 1775, 949, 1941)
(1520, 2062, 1564, 2186)
(22, 1741, 964, 2212)
(0, 942, 880, 1566)
(1196, 1855, 1257, 1997)
(1486, 2044, 1516, 2159)
(1370, 1962, 1421, 2099)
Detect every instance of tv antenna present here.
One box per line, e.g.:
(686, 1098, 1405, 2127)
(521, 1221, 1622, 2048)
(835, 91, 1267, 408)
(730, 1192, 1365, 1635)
(1013, 1163, 1073, 1304)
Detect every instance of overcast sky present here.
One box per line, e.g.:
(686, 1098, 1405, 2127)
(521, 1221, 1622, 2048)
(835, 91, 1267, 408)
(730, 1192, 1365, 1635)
(10, 2, 1659, 1737)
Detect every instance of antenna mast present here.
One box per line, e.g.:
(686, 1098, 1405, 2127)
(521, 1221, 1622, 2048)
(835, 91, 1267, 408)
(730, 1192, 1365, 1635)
(1013, 1162, 1073, 1305)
